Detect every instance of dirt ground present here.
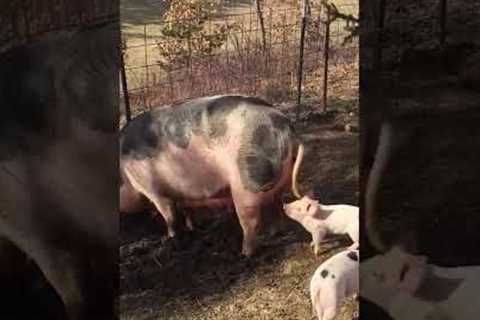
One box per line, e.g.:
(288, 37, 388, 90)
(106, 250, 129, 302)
(119, 104, 359, 320)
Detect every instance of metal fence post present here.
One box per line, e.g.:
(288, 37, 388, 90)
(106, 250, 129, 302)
(256, 0, 267, 52)
(322, 3, 331, 112)
(439, 0, 447, 46)
(296, 0, 309, 121)
(119, 45, 131, 123)
(22, 1, 31, 40)
(143, 24, 149, 108)
(375, 0, 386, 69)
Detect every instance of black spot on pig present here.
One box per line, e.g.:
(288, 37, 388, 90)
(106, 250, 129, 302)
(252, 125, 277, 155)
(205, 97, 238, 139)
(240, 155, 275, 192)
(270, 112, 290, 131)
(237, 110, 295, 193)
(120, 112, 160, 159)
(238, 124, 283, 192)
(347, 251, 359, 261)
(270, 113, 294, 160)
(191, 107, 204, 135)
(163, 108, 192, 149)
(331, 274, 335, 279)
(321, 269, 329, 278)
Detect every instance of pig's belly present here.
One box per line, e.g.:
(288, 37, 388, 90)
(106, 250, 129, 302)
(153, 141, 231, 200)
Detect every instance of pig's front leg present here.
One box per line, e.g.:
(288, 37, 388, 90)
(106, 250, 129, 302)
(346, 220, 359, 250)
(311, 225, 328, 256)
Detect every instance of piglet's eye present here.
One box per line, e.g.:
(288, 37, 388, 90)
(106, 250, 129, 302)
(306, 204, 311, 211)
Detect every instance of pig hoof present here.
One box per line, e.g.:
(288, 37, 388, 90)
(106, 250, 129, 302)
(185, 218, 195, 232)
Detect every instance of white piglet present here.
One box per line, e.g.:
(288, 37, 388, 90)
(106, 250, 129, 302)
(361, 246, 480, 320)
(284, 195, 359, 255)
(310, 249, 359, 320)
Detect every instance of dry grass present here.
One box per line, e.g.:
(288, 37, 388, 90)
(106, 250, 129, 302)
(137, 246, 357, 320)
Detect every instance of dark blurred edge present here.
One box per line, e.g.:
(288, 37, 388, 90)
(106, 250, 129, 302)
(359, 0, 480, 318)
(0, 0, 120, 319)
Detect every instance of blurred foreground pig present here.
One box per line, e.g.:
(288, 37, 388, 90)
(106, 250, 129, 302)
(120, 95, 306, 257)
(0, 22, 118, 319)
(283, 195, 359, 255)
(310, 249, 359, 320)
(361, 247, 480, 320)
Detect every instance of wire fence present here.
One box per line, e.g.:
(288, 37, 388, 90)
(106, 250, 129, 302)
(120, 0, 358, 121)
(370, 0, 458, 102)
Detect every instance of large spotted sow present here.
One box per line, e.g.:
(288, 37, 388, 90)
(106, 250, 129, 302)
(119, 95, 305, 257)
(0, 22, 118, 319)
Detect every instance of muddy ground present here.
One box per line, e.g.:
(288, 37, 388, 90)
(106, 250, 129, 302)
(119, 104, 359, 320)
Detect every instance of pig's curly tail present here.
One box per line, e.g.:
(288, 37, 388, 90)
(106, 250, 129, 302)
(365, 121, 393, 252)
(292, 142, 305, 199)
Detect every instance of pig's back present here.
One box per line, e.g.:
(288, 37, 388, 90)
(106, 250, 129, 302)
(323, 204, 359, 234)
(119, 95, 290, 158)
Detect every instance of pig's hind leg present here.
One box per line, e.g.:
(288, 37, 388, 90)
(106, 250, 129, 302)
(231, 192, 263, 257)
(148, 196, 177, 238)
(236, 204, 262, 257)
(319, 287, 340, 320)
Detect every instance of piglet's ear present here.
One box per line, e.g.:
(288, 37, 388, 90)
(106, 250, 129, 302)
(413, 255, 428, 265)
(305, 190, 315, 198)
